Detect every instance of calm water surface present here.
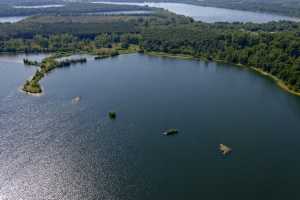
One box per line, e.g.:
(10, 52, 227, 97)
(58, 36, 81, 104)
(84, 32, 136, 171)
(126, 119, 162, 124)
(13, 5, 65, 9)
(0, 16, 28, 23)
(1, 53, 300, 200)
(93, 1, 300, 23)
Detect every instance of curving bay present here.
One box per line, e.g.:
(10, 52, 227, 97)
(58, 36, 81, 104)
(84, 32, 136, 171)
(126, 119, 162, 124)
(1, 53, 300, 199)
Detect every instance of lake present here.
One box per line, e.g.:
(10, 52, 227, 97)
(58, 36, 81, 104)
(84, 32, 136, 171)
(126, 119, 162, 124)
(1, 53, 300, 200)
(93, 1, 300, 23)
(0, 16, 27, 23)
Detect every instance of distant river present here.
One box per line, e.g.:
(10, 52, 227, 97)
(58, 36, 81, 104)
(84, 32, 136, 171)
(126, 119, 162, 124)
(93, 1, 300, 23)
(1, 53, 300, 200)
(13, 4, 65, 9)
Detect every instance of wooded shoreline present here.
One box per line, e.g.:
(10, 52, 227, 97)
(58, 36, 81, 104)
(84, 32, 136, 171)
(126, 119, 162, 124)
(145, 51, 300, 96)
(0, 12, 296, 97)
(21, 48, 300, 97)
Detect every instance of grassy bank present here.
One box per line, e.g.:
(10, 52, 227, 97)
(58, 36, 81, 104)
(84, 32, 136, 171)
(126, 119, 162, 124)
(250, 67, 300, 96)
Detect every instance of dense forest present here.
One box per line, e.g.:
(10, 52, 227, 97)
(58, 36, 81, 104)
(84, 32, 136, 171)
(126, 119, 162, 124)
(0, 10, 299, 94)
(0, 11, 191, 52)
(142, 22, 300, 92)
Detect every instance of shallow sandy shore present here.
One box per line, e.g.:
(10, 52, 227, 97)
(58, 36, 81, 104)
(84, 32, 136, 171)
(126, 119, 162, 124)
(18, 85, 44, 97)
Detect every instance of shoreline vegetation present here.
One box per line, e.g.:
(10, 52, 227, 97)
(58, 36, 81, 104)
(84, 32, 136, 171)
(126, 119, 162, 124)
(23, 58, 40, 66)
(0, 11, 296, 97)
(250, 67, 300, 96)
(22, 48, 300, 97)
(142, 20, 300, 97)
(22, 55, 88, 94)
(145, 51, 300, 96)
(22, 44, 141, 94)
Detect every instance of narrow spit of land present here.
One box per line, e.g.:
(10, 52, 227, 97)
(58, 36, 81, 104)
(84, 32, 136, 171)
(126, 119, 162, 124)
(22, 45, 140, 94)
(23, 54, 87, 94)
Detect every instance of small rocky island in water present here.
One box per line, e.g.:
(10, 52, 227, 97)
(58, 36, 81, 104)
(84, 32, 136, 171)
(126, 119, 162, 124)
(108, 112, 117, 119)
(219, 144, 232, 156)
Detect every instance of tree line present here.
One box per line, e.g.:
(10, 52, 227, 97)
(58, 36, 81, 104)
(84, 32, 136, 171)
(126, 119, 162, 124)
(0, 12, 191, 52)
(141, 22, 300, 91)
(1, 11, 299, 93)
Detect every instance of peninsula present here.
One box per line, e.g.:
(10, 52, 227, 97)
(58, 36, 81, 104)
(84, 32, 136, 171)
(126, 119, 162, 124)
(0, 8, 298, 96)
